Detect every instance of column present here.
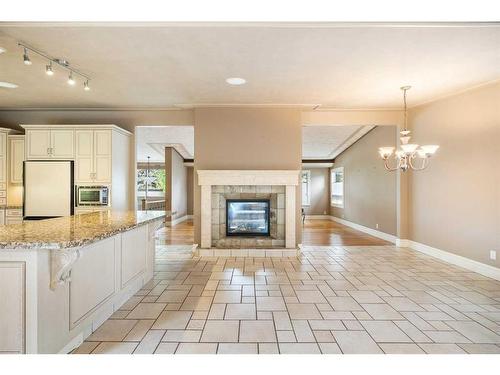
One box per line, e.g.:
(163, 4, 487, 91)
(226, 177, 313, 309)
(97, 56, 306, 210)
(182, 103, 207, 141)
(200, 184, 212, 248)
(285, 185, 296, 248)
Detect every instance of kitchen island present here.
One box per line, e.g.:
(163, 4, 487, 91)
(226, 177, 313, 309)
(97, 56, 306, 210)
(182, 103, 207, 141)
(0, 210, 168, 354)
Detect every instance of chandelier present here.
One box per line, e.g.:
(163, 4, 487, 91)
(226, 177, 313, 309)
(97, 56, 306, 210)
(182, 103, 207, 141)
(378, 86, 439, 172)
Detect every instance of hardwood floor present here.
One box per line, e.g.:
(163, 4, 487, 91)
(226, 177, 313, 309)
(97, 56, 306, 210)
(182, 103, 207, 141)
(158, 218, 390, 246)
(158, 220, 194, 245)
(301, 219, 392, 246)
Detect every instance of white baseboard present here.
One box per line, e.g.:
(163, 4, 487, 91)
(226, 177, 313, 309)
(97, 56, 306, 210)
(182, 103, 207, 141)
(403, 240, 500, 281)
(304, 215, 331, 220)
(305, 215, 500, 281)
(58, 333, 83, 354)
(165, 214, 192, 227)
(396, 239, 410, 247)
(329, 216, 398, 244)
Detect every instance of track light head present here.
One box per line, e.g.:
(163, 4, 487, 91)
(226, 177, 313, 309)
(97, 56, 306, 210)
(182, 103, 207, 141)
(67, 72, 75, 85)
(84, 80, 90, 91)
(45, 61, 54, 76)
(23, 48, 32, 65)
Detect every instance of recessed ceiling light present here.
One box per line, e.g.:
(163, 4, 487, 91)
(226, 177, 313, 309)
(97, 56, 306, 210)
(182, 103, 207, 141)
(0, 47, 6, 54)
(0, 81, 19, 89)
(226, 77, 246, 85)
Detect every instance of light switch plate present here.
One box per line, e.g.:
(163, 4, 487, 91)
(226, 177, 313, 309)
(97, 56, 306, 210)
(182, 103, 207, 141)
(490, 250, 497, 261)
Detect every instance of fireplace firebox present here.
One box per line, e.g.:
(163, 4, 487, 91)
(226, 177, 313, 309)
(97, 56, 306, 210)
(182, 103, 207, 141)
(226, 199, 270, 237)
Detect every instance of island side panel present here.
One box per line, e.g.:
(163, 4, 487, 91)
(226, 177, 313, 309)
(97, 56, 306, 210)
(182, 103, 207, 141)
(36, 222, 159, 353)
(0, 262, 25, 353)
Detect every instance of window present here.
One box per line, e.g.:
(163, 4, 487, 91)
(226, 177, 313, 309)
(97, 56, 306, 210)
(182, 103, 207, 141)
(137, 168, 166, 192)
(331, 167, 344, 208)
(301, 170, 311, 206)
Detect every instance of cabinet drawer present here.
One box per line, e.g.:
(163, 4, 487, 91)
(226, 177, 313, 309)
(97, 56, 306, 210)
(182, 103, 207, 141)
(6, 209, 22, 217)
(0, 191, 6, 198)
(0, 198, 6, 205)
(5, 218, 23, 225)
(0, 183, 5, 190)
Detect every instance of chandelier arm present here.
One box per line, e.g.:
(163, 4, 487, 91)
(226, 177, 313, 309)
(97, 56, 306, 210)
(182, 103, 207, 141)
(409, 155, 429, 171)
(383, 157, 400, 172)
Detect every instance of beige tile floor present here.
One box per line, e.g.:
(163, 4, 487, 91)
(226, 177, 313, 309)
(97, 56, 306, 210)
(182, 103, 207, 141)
(73, 245, 500, 354)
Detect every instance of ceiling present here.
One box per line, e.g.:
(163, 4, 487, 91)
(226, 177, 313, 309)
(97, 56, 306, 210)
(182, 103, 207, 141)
(302, 125, 374, 159)
(136, 124, 373, 161)
(0, 23, 499, 109)
(136, 126, 194, 162)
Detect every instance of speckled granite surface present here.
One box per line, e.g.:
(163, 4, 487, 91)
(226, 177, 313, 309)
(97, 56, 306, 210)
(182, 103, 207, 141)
(0, 210, 168, 250)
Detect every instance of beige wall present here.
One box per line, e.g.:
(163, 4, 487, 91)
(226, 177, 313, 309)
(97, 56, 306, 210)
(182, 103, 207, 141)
(193, 108, 303, 246)
(165, 147, 188, 221)
(408, 81, 500, 268)
(331, 126, 398, 236)
(302, 168, 330, 215)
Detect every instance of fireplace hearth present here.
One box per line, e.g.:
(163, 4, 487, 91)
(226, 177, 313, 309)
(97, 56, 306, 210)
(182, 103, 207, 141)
(226, 199, 270, 237)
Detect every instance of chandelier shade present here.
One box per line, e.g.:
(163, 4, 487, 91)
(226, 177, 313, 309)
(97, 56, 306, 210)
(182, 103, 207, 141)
(378, 86, 439, 172)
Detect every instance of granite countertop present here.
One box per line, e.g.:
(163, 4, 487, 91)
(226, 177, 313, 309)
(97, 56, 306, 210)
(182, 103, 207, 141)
(0, 210, 169, 250)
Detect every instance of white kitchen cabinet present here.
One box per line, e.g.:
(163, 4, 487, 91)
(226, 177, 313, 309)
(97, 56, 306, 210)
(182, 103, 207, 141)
(93, 130, 112, 183)
(0, 262, 25, 353)
(75, 129, 111, 183)
(6, 209, 23, 225)
(26, 129, 51, 159)
(22, 124, 132, 211)
(75, 130, 94, 182)
(0, 132, 6, 185)
(51, 130, 74, 158)
(26, 129, 74, 159)
(9, 136, 25, 184)
(69, 237, 116, 326)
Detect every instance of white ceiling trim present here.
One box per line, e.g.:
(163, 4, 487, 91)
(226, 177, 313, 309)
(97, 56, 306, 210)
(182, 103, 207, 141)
(148, 142, 192, 159)
(302, 163, 334, 168)
(328, 125, 375, 159)
(2, 22, 499, 28)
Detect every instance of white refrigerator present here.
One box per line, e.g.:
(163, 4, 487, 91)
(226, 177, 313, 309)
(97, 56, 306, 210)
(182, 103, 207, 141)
(23, 161, 74, 219)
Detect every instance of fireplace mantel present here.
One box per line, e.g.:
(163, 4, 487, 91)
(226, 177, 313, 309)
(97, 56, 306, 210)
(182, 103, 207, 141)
(197, 170, 300, 250)
(197, 170, 300, 186)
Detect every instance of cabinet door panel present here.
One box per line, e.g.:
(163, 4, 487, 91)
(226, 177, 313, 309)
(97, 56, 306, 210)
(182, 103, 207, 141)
(93, 130, 112, 183)
(26, 130, 51, 159)
(51, 130, 74, 158)
(75, 131, 94, 183)
(121, 226, 147, 288)
(69, 237, 116, 326)
(0, 133, 6, 183)
(10, 138, 25, 184)
(0, 262, 25, 353)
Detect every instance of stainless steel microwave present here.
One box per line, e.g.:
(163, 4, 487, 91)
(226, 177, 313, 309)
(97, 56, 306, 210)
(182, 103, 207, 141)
(76, 186, 109, 206)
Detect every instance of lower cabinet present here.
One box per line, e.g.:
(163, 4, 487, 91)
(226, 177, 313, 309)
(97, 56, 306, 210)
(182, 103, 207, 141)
(121, 226, 147, 288)
(69, 237, 116, 326)
(0, 262, 25, 353)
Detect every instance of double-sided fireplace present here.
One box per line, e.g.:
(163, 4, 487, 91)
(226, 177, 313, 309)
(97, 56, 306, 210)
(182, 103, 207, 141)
(226, 199, 270, 237)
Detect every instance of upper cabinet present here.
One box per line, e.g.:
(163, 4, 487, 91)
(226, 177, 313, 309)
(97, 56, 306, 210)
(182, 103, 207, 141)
(75, 129, 111, 183)
(26, 129, 74, 159)
(0, 132, 6, 186)
(21, 124, 132, 210)
(9, 136, 25, 184)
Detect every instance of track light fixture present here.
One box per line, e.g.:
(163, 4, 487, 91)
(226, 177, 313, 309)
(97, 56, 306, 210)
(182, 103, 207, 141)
(67, 72, 75, 85)
(18, 42, 91, 91)
(23, 48, 32, 65)
(45, 61, 54, 76)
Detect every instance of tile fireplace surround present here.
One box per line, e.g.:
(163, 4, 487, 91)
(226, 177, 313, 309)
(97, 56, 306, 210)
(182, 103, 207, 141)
(197, 170, 300, 257)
